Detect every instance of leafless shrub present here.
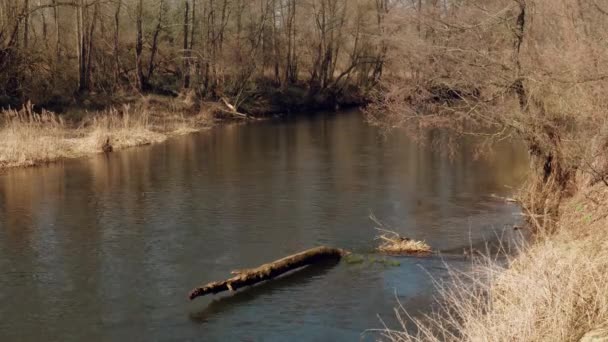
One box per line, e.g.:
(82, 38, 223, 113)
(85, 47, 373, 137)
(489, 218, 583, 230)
(366, 0, 608, 231)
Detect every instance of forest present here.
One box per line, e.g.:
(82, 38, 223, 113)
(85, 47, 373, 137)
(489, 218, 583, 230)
(0, 0, 387, 112)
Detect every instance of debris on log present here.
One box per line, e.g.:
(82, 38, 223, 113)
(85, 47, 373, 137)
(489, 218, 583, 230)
(188, 246, 348, 300)
(370, 214, 432, 255)
(376, 229, 432, 255)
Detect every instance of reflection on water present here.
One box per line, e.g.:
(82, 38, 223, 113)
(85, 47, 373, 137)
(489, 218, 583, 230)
(0, 111, 528, 341)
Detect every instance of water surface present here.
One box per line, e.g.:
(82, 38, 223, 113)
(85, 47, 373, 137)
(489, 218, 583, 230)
(0, 111, 528, 341)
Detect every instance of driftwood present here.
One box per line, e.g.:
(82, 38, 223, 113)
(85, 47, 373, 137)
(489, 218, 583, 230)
(220, 97, 248, 119)
(189, 246, 348, 300)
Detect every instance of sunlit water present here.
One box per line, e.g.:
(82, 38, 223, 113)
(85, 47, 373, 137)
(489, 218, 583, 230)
(0, 111, 528, 341)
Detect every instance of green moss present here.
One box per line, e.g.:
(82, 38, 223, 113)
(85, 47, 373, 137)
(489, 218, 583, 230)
(343, 254, 400, 267)
(344, 254, 365, 264)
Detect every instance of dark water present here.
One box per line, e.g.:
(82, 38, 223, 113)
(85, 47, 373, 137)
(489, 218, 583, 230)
(0, 111, 528, 341)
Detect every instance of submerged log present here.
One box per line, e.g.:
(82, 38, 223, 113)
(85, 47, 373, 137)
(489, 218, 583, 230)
(188, 246, 348, 300)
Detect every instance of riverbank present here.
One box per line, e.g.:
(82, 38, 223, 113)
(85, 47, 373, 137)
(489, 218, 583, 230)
(0, 87, 366, 171)
(384, 175, 608, 341)
(0, 96, 214, 170)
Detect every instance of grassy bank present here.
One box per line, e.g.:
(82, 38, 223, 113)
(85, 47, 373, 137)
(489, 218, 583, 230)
(0, 84, 367, 170)
(362, 0, 608, 340)
(382, 178, 608, 341)
(0, 97, 213, 170)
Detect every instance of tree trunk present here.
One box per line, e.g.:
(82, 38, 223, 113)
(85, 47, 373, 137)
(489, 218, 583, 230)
(84, 1, 99, 91)
(190, 0, 197, 88)
(183, 0, 190, 89)
(372, 0, 388, 84)
(23, 0, 29, 48)
(188, 246, 348, 300)
(513, 0, 527, 110)
(135, 0, 146, 91)
(417, 0, 422, 34)
(41, 4, 48, 49)
(271, 0, 280, 85)
(114, 0, 122, 86)
(53, 0, 60, 59)
(284, 0, 297, 85)
(147, 0, 164, 82)
(76, 0, 86, 92)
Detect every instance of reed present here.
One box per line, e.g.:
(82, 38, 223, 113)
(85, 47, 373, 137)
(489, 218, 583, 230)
(0, 102, 202, 170)
(381, 184, 608, 342)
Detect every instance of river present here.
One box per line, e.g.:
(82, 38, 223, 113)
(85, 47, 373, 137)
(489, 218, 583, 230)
(0, 110, 528, 341)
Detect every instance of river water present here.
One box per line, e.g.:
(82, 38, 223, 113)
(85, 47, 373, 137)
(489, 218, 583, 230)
(0, 111, 528, 341)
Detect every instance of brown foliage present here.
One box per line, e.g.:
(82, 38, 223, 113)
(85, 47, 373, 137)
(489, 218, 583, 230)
(381, 183, 608, 342)
(0, 0, 386, 108)
(366, 0, 608, 231)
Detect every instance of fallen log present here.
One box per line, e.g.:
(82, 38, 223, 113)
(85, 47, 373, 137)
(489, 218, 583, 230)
(188, 246, 348, 300)
(220, 97, 249, 119)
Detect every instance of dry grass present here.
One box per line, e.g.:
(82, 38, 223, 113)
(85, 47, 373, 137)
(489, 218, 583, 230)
(381, 184, 608, 342)
(0, 105, 76, 169)
(365, 0, 608, 340)
(0, 100, 212, 170)
(84, 106, 167, 150)
(371, 214, 432, 255)
(376, 230, 432, 255)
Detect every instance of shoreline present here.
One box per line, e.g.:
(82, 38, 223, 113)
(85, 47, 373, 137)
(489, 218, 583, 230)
(0, 97, 216, 172)
(0, 94, 360, 172)
(0, 124, 205, 172)
(385, 177, 608, 341)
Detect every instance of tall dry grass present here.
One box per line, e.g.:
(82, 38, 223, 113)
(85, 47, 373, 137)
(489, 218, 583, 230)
(83, 105, 167, 151)
(0, 104, 75, 169)
(381, 184, 608, 342)
(0, 100, 207, 170)
(368, 2, 608, 338)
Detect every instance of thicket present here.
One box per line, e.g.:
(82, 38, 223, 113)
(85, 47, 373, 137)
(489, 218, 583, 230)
(0, 0, 388, 112)
(366, 0, 608, 230)
(367, 1, 608, 340)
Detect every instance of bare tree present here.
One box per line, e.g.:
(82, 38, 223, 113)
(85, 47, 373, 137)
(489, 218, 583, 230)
(366, 0, 608, 230)
(183, 0, 190, 89)
(0, 0, 387, 105)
